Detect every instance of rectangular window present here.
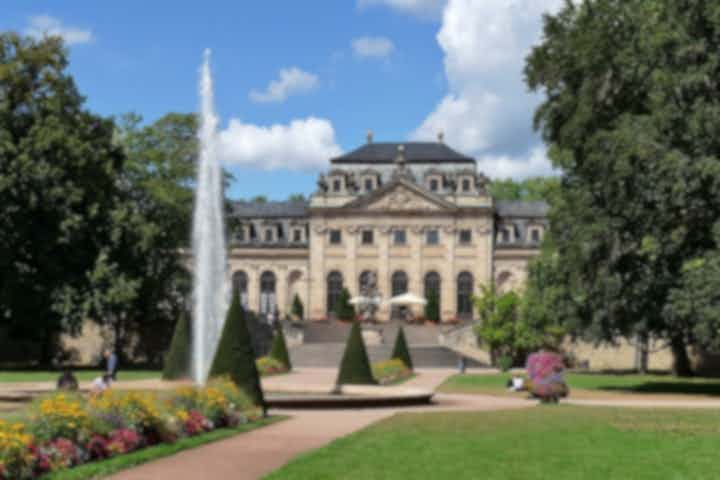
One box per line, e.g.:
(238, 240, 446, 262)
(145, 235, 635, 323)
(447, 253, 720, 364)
(425, 229, 439, 245)
(531, 229, 541, 242)
(237, 228, 245, 242)
(501, 228, 511, 243)
(361, 230, 374, 245)
(393, 229, 407, 245)
(293, 229, 302, 242)
(462, 178, 471, 192)
(329, 229, 342, 245)
(429, 179, 439, 192)
(364, 178, 373, 192)
(333, 179, 342, 192)
(459, 229, 472, 245)
(265, 229, 273, 242)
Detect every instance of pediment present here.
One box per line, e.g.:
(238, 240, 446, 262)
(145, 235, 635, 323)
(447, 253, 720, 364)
(344, 180, 456, 212)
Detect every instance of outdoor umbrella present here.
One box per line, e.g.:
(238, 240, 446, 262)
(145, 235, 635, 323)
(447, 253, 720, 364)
(387, 293, 427, 305)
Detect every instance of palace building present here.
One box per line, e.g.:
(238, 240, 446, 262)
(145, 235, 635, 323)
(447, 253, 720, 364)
(227, 134, 548, 322)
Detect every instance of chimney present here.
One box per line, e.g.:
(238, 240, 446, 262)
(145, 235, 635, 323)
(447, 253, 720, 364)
(437, 130, 444, 143)
(366, 130, 374, 144)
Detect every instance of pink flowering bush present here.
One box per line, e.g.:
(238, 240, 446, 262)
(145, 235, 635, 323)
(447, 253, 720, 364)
(0, 382, 261, 480)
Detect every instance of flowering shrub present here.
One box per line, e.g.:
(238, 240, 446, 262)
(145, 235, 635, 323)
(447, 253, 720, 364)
(371, 359, 413, 385)
(256, 356, 289, 376)
(0, 382, 261, 480)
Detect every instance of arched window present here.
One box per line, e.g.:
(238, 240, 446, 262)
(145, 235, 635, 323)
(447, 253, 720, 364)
(259, 271, 276, 315)
(391, 271, 409, 319)
(232, 270, 248, 308)
(327, 271, 344, 314)
(359, 270, 374, 294)
(457, 271, 474, 318)
(424, 272, 441, 320)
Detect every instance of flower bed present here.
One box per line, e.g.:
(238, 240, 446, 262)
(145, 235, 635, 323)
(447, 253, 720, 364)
(371, 359, 413, 385)
(256, 356, 289, 377)
(0, 379, 261, 479)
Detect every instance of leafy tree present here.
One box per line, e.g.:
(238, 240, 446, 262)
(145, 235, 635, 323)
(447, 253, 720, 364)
(391, 326, 413, 371)
(269, 323, 292, 370)
(162, 312, 191, 380)
(287, 193, 306, 202)
(525, 0, 720, 375)
(474, 284, 524, 366)
(424, 290, 440, 322)
(90, 112, 196, 363)
(0, 33, 125, 361)
(333, 288, 355, 321)
(209, 290, 265, 406)
(336, 322, 376, 385)
(489, 177, 560, 203)
(291, 294, 304, 320)
(251, 195, 268, 204)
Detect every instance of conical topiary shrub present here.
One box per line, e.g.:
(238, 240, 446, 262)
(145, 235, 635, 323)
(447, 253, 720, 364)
(391, 326, 413, 371)
(162, 312, 191, 380)
(291, 294, 304, 320)
(336, 322, 376, 385)
(270, 323, 292, 370)
(334, 287, 355, 321)
(208, 291, 265, 407)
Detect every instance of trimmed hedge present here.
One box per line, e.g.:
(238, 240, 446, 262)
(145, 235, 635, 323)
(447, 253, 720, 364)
(269, 324, 292, 370)
(391, 326, 414, 371)
(162, 312, 191, 380)
(208, 292, 265, 407)
(336, 322, 376, 385)
(291, 294, 304, 320)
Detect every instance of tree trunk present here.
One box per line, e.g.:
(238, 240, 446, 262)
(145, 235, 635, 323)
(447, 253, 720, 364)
(670, 335, 693, 377)
(636, 333, 649, 374)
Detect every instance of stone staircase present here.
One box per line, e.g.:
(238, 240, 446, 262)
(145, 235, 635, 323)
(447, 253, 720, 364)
(288, 343, 486, 368)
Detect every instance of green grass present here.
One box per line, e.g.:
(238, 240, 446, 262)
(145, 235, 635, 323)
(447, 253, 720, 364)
(438, 373, 720, 397)
(265, 407, 720, 480)
(0, 370, 160, 383)
(44, 416, 287, 480)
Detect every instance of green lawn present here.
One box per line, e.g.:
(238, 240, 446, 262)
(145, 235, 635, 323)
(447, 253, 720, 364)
(45, 416, 287, 480)
(0, 370, 160, 383)
(438, 373, 720, 398)
(265, 407, 720, 480)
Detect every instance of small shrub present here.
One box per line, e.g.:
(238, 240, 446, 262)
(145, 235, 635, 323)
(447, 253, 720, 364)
(391, 326, 413, 371)
(162, 312, 191, 380)
(269, 325, 292, 370)
(256, 356, 289, 376)
(333, 288, 355, 321)
(372, 359, 412, 385)
(497, 355, 514, 372)
(336, 322, 376, 385)
(425, 290, 440, 322)
(291, 294, 304, 320)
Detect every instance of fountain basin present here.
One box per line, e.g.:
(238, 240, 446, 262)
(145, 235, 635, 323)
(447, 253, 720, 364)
(265, 384, 434, 409)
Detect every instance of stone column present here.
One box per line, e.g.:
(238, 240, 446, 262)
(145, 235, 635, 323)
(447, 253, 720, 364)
(346, 227, 358, 296)
(409, 226, 423, 317)
(309, 223, 326, 319)
(247, 266, 259, 313)
(276, 266, 288, 317)
(442, 225, 456, 322)
(377, 227, 391, 320)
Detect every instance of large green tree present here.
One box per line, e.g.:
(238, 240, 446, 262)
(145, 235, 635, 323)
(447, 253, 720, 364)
(489, 177, 560, 202)
(0, 33, 125, 361)
(525, 0, 720, 375)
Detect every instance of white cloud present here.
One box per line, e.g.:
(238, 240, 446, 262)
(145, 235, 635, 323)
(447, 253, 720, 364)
(357, 0, 446, 20)
(351, 36, 395, 59)
(249, 67, 319, 104)
(411, 0, 565, 179)
(25, 15, 93, 45)
(218, 117, 343, 171)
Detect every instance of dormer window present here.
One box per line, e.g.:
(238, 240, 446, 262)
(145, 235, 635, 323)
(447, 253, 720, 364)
(293, 229, 302, 242)
(265, 229, 273, 242)
(429, 178, 439, 192)
(501, 228, 511, 243)
(530, 227, 542, 243)
(364, 178, 374, 192)
(332, 179, 342, 192)
(462, 178, 471, 192)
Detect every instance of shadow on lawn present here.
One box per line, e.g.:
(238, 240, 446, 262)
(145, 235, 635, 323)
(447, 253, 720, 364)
(596, 382, 720, 396)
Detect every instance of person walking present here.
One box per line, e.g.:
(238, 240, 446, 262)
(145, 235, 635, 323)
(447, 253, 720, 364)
(103, 349, 118, 381)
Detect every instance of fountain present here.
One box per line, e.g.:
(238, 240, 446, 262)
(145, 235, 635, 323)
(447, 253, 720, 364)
(191, 49, 228, 384)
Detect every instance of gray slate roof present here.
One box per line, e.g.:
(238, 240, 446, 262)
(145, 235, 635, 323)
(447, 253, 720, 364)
(495, 200, 549, 218)
(231, 199, 309, 218)
(331, 142, 475, 164)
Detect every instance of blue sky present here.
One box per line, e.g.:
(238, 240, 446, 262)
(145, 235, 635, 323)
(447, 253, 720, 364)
(3, 0, 563, 200)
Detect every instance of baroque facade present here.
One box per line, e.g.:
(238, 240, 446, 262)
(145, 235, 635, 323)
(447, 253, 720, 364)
(228, 136, 548, 322)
